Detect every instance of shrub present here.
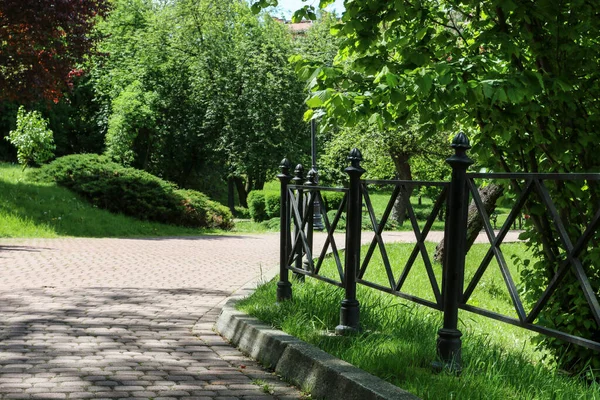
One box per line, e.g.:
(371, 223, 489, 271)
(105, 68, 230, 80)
(248, 191, 267, 222)
(6, 106, 55, 168)
(176, 189, 233, 229)
(33, 154, 232, 229)
(264, 191, 280, 219)
(321, 191, 345, 213)
(248, 190, 280, 221)
(234, 206, 251, 219)
(327, 210, 346, 231)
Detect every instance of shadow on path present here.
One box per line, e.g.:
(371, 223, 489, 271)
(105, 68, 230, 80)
(0, 287, 290, 398)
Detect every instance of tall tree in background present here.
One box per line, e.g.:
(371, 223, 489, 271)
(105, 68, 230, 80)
(92, 0, 306, 203)
(222, 6, 306, 207)
(0, 0, 109, 103)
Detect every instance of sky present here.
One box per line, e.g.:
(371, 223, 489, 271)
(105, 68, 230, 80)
(271, 0, 345, 19)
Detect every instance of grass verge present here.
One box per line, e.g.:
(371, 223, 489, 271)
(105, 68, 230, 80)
(237, 242, 600, 400)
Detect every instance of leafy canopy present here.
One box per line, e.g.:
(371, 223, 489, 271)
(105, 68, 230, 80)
(253, 0, 600, 375)
(0, 0, 109, 103)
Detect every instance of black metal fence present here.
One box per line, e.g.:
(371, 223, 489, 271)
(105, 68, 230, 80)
(277, 132, 600, 370)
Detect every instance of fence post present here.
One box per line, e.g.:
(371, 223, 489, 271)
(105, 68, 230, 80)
(293, 164, 305, 282)
(277, 158, 293, 301)
(303, 168, 317, 275)
(435, 132, 473, 372)
(335, 148, 365, 334)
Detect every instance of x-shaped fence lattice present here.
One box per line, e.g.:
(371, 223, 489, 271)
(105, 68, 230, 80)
(284, 174, 600, 351)
(287, 184, 348, 287)
(463, 173, 600, 351)
(356, 180, 448, 310)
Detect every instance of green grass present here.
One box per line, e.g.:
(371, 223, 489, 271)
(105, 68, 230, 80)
(237, 242, 600, 400)
(0, 163, 223, 238)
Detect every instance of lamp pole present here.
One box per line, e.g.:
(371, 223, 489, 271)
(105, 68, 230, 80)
(310, 119, 324, 231)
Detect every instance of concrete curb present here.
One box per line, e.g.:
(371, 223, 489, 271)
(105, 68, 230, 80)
(216, 299, 420, 400)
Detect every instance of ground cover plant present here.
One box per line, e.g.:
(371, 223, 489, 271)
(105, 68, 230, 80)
(0, 163, 225, 238)
(238, 242, 600, 400)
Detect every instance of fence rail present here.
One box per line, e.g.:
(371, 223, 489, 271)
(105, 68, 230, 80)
(277, 132, 600, 370)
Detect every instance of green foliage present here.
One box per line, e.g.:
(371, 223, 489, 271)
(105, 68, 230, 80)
(6, 106, 55, 168)
(105, 80, 158, 165)
(0, 163, 217, 238)
(264, 191, 281, 220)
(34, 154, 232, 229)
(176, 189, 233, 229)
(91, 0, 307, 195)
(321, 191, 344, 213)
(261, 217, 281, 231)
(326, 209, 345, 230)
(234, 206, 251, 219)
(247, 190, 280, 222)
(263, 0, 600, 375)
(247, 190, 267, 222)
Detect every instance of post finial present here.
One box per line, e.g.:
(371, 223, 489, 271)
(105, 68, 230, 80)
(306, 168, 318, 185)
(278, 158, 292, 181)
(293, 164, 304, 184)
(447, 132, 473, 168)
(451, 132, 471, 150)
(280, 158, 291, 171)
(348, 148, 363, 168)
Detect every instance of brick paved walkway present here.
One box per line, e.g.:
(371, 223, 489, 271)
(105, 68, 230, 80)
(0, 231, 521, 399)
(0, 234, 303, 400)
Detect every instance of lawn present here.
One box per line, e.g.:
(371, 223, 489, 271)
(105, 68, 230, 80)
(0, 163, 221, 238)
(237, 242, 600, 400)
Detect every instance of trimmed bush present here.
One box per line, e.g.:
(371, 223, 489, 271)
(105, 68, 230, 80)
(247, 191, 267, 222)
(321, 191, 345, 213)
(234, 206, 251, 219)
(264, 191, 280, 219)
(248, 190, 280, 221)
(176, 189, 233, 229)
(33, 154, 232, 229)
(327, 209, 346, 231)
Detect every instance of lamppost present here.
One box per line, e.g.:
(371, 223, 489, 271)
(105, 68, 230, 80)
(310, 119, 325, 231)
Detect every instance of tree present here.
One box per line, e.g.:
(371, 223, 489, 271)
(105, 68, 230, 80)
(91, 0, 307, 206)
(220, 7, 307, 207)
(91, 0, 231, 188)
(293, 10, 450, 226)
(0, 0, 109, 103)
(252, 0, 600, 376)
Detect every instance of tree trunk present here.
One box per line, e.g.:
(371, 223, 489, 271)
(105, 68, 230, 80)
(390, 151, 413, 226)
(434, 183, 504, 263)
(253, 170, 266, 191)
(227, 176, 235, 214)
(233, 176, 248, 208)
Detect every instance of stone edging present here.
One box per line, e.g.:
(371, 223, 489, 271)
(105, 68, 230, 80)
(215, 298, 420, 400)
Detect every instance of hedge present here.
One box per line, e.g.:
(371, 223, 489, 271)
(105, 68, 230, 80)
(33, 154, 233, 229)
(248, 190, 280, 222)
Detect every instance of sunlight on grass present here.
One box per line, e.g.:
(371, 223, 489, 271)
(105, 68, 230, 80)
(238, 242, 600, 400)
